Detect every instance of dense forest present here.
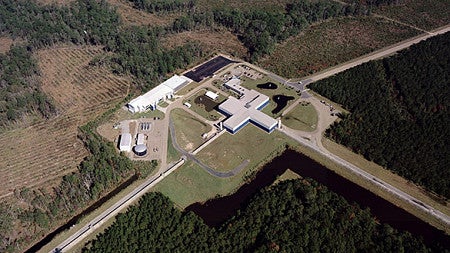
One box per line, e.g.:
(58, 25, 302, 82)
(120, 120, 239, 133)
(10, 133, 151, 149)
(84, 180, 435, 252)
(0, 46, 55, 125)
(309, 32, 450, 198)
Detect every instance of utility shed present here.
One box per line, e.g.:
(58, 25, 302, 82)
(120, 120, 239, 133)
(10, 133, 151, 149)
(205, 91, 219, 100)
(119, 133, 132, 152)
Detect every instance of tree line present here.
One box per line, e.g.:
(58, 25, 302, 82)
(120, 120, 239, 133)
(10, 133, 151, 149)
(0, 46, 55, 125)
(84, 179, 437, 252)
(129, 0, 196, 13)
(309, 32, 450, 198)
(167, 0, 371, 61)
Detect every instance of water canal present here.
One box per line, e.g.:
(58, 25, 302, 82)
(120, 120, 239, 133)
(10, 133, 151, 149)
(186, 149, 450, 248)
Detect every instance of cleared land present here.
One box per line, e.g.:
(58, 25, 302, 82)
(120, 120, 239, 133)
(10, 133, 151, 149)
(171, 108, 212, 152)
(107, 0, 177, 27)
(0, 36, 14, 54)
(273, 169, 301, 185)
(161, 29, 248, 59)
(258, 16, 420, 78)
(0, 46, 131, 198)
(281, 102, 318, 132)
(196, 124, 295, 173)
(373, 0, 450, 30)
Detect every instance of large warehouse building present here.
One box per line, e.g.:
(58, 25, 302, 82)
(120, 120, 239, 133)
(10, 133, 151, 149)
(127, 75, 192, 113)
(219, 78, 277, 134)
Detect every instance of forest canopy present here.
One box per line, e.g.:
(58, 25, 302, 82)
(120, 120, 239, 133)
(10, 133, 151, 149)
(309, 32, 450, 198)
(84, 180, 433, 252)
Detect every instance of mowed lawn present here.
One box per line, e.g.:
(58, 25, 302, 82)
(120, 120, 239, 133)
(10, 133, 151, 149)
(196, 124, 295, 172)
(258, 16, 420, 78)
(155, 124, 296, 208)
(239, 76, 299, 118)
(171, 108, 211, 152)
(183, 88, 227, 121)
(282, 102, 318, 132)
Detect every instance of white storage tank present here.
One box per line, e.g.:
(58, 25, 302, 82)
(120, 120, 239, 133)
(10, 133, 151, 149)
(134, 144, 147, 156)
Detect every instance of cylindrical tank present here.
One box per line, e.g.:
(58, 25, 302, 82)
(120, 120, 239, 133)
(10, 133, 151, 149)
(134, 144, 147, 156)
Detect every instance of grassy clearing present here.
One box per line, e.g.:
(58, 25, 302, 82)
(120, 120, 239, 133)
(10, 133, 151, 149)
(239, 76, 299, 118)
(258, 16, 420, 78)
(166, 130, 180, 165)
(281, 102, 318, 132)
(183, 88, 227, 121)
(161, 29, 248, 59)
(196, 124, 296, 172)
(272, 169, 301, 185)
(373, 0, 450, 30)
(171, 108, 211, 152)
(153, 161, 238, 209)
(176, 81, 200, 96)
(154, 125, 294, 208)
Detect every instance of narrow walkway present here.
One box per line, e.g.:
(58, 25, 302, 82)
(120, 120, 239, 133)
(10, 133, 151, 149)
(168, 119, 248, 178)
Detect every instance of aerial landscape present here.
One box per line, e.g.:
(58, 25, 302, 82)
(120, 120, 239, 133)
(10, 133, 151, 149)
(0, 0, 449, 252)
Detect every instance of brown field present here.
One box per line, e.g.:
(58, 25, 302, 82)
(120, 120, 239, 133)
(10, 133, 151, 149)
(107, 0, 179, 27)
(258, 16, 420, 78)
(0, 46, 131, 199)
(374, 0, 450, 30)
(161, 29, 248, 58)
(0, 36, 14, 54)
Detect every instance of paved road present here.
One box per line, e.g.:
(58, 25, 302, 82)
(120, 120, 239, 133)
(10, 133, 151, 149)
(168, 119, 249, 177)
(279, 126, 450, 227)
(51, 159, 185, 253)
(296, 25, 450, 84)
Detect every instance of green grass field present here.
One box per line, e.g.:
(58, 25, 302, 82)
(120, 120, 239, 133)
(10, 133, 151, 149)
(176, 81, 200, 96)
(183, 88, 227, 121)
(154, 124, 295, 208)
(196, 124, 295, 172)
(258, 16, 420, 78)
(171, 108, 212, 152)
(166, 130, 180, 164)
(239, 76, 299, 118)
(281, 102, 318, 132)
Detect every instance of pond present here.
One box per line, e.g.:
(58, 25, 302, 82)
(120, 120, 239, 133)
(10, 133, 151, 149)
(194, 95, 219, 112)
(257, 82, 278, 90)
(272, 95, 295, 114)
(186, 149, 449, 248)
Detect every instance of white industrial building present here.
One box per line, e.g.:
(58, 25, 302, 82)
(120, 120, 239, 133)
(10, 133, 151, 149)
(127, 75, 192, 113)
(219, 79, 277, 134)
(119, 133, 132, 152)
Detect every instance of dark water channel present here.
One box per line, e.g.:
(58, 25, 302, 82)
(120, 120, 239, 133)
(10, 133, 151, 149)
(186, 149, 450, 248)
(272, 95, 295, 114)
(25, 174, 139, 253)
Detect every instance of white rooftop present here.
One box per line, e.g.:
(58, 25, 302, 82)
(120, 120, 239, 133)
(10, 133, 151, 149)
(219, 80, 277, 133)
(162, 75, 192, 91)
